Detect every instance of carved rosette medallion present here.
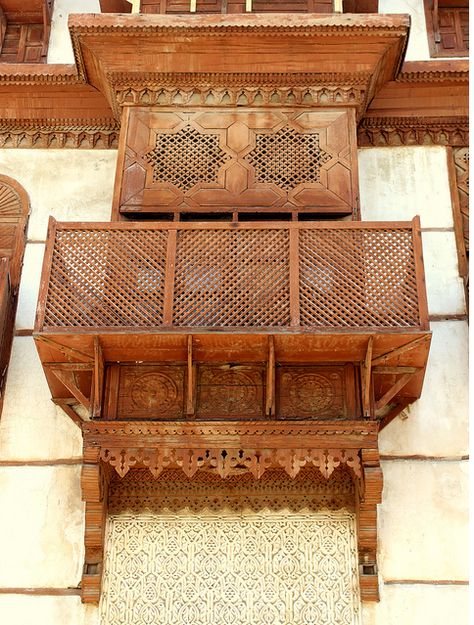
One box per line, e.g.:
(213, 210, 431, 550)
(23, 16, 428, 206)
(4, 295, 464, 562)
(289, 372, 335, 413)
(278, 367, 347, 418)
(116, 366, 185, 419)
(197, 366, 264, 418)
(131, 373, 178, 411)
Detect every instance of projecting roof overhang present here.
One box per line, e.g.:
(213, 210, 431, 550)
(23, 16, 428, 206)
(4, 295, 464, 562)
(66, 12, 409, 119)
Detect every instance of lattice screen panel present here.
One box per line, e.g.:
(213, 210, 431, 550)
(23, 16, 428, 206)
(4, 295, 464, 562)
(299, 228, 420, 328)
(118, 108, 357, 215)
(44, 229, 168, 328)
(173, 229, 290, 327)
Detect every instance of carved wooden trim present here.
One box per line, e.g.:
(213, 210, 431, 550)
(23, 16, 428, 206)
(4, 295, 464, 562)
(358, 116, 469, 147)
(80, 420, 382, 603)
(0, 120, 119, 149)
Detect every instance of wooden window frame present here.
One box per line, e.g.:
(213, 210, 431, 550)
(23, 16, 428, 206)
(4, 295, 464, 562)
(424, 0, 468, 58)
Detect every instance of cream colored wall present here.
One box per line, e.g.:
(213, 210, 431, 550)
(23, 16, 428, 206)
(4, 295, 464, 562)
(359, 145, 469, 624)
(48, 0, 102, 64)
(0, 149, 116, 625)
(0, 144, 468, 625)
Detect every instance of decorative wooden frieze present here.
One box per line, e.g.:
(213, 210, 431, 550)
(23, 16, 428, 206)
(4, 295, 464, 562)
(116, 107, 358, 215)
(358, 116, 469, 147)
(112, 72, 368, 119)
(0, 119, 120, 149)
(104, 363, 359, 421)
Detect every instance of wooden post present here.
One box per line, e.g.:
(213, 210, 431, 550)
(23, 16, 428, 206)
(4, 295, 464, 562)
(411, 216, 430, 331)
(186, 335, 196, 416)
(162, 229, 177, 326)
(289, 227, 300, 327)
(361, 335, 374, 418)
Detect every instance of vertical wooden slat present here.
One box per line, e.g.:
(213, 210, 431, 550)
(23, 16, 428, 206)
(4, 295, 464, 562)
(265, 335, 275, 416)
(111, 107, 130, 220)
(34, 216, 57, 333)
(289, 227, 300, 327)
(186, 335, 195, 415)
(162, 228, 177, 325)
(93, 337, 104, 418)
(361, 335, 374, 418)
(411, 216, 430, 331)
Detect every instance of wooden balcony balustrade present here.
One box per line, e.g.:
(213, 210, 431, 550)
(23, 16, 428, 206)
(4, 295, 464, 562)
(36, 218, 428, 334)
(34, 217, 430, 428)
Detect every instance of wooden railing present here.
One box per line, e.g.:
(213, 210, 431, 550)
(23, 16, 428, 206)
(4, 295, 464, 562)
(35, 218, 429, 334)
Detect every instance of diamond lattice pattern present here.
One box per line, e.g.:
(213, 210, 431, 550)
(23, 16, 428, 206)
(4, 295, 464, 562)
(44, 229, 168, 328)
(172, 229, 291, 327)
(145, 125, 230, 190)
(246, 126, 332, 191)
(299, 228, 420, 327)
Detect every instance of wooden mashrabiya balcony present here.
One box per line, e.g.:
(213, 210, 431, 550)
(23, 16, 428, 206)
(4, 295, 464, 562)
(33, 217, 431, 603)
(34, 217, 430, 427)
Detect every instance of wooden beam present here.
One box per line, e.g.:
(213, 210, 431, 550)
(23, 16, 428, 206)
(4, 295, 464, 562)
(35, 336, 93, 363)
(371, 335, 430, 366)
(378, 397, 415, 431)
(265, 335, 275, 416)
(49, 368, 91, 413)
(373, 366, 420, 375)
(361, 336, 373, 418)
(92, 337, 104, 418)
(375, 372, 415, 414)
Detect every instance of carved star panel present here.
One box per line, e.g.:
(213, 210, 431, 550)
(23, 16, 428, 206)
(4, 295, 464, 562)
(116, 107, 358, 216)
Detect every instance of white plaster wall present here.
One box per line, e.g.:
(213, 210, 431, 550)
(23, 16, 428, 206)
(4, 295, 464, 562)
(379, 321, 468, 457)
(377, 460, 468, 580)
(362, 585, 469, 625)
(48, 1, 102, 64)
(379, 0, 431, 61)
(0, 338, 83, 461)
(0, 597, 98, 625)
(359, 147, 453, 228)
(0, 150, 117, 241)
(0, 466, 84, 587)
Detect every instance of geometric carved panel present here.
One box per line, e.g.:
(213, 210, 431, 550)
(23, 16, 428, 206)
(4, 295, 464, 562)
(117, 107, 358, 216)
(197, 365, 265, 418)
(277, 365, 356, 419)
(100, 469, 361, 625)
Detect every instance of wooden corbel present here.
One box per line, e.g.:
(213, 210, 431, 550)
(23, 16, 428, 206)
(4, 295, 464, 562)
(81, 445, 110, 603)
(265, 336, 276, 416)
(361, 335, 374, 418)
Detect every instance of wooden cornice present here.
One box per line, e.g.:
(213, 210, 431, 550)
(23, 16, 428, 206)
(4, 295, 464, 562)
(67, 13, 409, 119)
(360, 59, 469, 146)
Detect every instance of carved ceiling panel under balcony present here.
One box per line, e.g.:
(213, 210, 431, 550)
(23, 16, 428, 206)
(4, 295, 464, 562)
(116, 108, 358, 216)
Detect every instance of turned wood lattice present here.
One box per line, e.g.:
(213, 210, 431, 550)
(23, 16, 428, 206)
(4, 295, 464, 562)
(38, 220, 425, 332)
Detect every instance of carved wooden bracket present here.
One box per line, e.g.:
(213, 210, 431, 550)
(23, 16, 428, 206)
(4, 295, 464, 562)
(80, 420, 382, 603)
